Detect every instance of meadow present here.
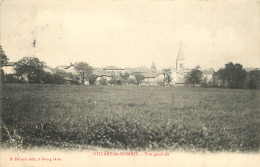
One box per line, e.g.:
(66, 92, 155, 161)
(1, 84, 259, 152)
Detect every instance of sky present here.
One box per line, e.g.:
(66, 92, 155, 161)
(0, 0, 259, 70)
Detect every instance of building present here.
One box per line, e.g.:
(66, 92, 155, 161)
(94, 70, 113, 82)
(102, 66, 126, 75)
(2, 62, 16, 75)
(56, 63, 77, 74)
(202, 68, 215, 83)
(142, 72, 165, 85)
(171, 44, 190, 85)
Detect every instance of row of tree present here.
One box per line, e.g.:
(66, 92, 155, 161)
(185, 63, 259, 89)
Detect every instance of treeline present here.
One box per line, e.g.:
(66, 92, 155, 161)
(0, 46, 172, 86)
(185, 62, 260, 89)
(1, 45, 259, 89)
(0, 55, 149, 86)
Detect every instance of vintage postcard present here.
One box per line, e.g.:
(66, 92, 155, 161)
(0, 0, 259, 167)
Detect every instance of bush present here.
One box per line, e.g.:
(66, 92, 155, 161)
(156, 81, 165, 86)
(116, 79, 122, 85)
(89, 74, 97, 85)
(99, 77, 108, 85)
(246, 70, 260, 89)
(4, 74, 23, 83)
(42, 72, 66, 84)
(201, 77, 208, 88)
(42, 72, 54, 84)
(134, 73, 145, 85)
(127, 78, 136, 85)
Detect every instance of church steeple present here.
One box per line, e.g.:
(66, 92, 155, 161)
(176, 43, 185, 71)
(177, 43, 185, 60)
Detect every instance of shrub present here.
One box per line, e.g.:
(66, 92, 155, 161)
(127, 78, 136, 85)
(4, 74, 23, 83)
(89, 74, 98, 85)
(156, 81, 165, 86)
(99, 77, 108, 85)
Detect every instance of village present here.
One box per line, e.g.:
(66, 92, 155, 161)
(1, 45, 215, 86)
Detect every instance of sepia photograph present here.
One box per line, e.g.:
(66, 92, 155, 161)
(0, 0, 259, 166)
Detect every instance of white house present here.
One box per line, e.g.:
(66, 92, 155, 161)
(142, 72, 165, 84)
(2, 62, 16, 75)
(202, 68, 215, 83)
(56, 63, 77, 74)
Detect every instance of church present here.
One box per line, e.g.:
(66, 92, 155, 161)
(170, 45, 191, 85)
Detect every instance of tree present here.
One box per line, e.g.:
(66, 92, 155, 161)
(246, 70, 260, 89)
(215, 62, 247, 89)
(120, 72, 130, 85)
(151, 62, 157, 71)
(0, 45, 8, 83)
(134, 73, 145, 85)
(74, 62, 93, 84)
(15, 57, 46, 83)
(109, 74, 117, 85)
(185, 66, 203, 87)
(99, 77, 108, 85)
(88, 74, 98, 85)
(127, 78, 136, 85)
(109, 74, 123, 85)
(201, 77, 208, 88)
(0, 45, 8, 66)
(163, 68, 172, 85)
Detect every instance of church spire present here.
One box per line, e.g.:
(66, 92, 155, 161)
(177, 43, 185, 60)
(176, 42, 185, 71)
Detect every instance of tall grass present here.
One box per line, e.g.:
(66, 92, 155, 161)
(1, 84, 259, 152)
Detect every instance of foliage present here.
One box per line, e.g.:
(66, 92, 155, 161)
(1, 69, 4, 83)
(99, 77, 108, 85)
(109, 74, 123, 85)
(74, 62, 93, 84)
(0, 46, 8, 82)
(201, 77, 208, 88)
(52, 73, 66, 84)
(55, 69, 79, 84)
(156, 81, 165, 86)
(88, 74, 98, 85)
(119, 72, 130, 85)
(15, 57, 46, 84)
(134, 73, 145, 85)
(0, 45, 8, 66)
(215, 62, 247, 89)
(42, 72, 54, 84)
(163, 68, 172, 85)
(185, 66, 203, 86)
(127, 78, 136, 85)
(42, 72, 66, 84)
(246, 70, 260, 89)
(3, 74, 22, 83)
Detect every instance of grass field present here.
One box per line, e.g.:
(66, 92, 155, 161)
(1, 84, 259, 152)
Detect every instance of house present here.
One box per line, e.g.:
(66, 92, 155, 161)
(142, 72, 165, 85)
(102, 66, 126, 75)
(202, 68, 215, 83)
(55, 63, 80, 84)
(94, 70, 113, 82)
(125, 66, 151, 74)
(2, 62, 16, 75)
(56, 63, 77, 74)
(127, 70, 165, 85)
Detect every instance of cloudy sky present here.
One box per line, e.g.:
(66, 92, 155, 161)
(1, 0, 259, 70)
